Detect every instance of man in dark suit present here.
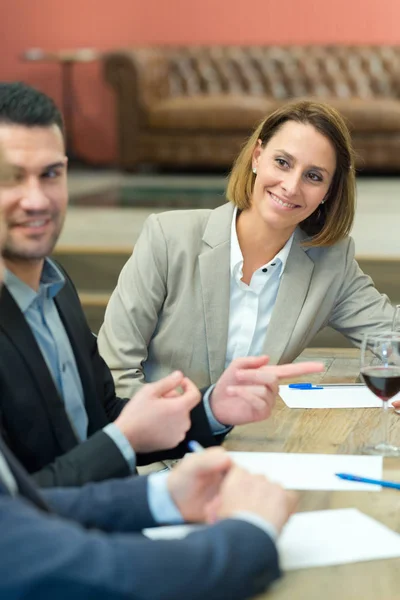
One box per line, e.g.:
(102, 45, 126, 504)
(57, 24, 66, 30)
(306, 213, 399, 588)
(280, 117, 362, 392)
(0, 433, 297, 600)
(0, 82, 323, 488)
(0, 142, 298, 600)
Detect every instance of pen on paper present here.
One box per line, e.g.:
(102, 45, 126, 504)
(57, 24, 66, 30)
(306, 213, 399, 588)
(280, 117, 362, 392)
(187, 440, 205, 453)
(336, 473, 400, 490)
(289, 383, 323, 390)
(289, 383, 364, 389)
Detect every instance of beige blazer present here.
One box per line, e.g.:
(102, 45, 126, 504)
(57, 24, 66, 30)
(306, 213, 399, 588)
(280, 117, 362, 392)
(98, 202, 395, 397)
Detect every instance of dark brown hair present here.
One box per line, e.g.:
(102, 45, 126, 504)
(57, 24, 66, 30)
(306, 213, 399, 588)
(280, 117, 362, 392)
(0, 82, 64, 138)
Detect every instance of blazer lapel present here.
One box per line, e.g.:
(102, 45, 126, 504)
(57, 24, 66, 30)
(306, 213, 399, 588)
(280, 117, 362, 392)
(0, 287, 79, 452)
(199, 203, 233, 383)
(262, 229, 315, 364)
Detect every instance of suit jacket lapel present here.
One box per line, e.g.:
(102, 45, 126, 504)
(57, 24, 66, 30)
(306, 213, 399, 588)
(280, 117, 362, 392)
(262, 229, 315, 364)
(0, 286, 79, 452)
(199, 203, 233, 383)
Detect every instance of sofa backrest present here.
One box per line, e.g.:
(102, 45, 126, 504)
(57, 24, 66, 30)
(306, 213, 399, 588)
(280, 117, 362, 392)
(163, 46, 400, 99)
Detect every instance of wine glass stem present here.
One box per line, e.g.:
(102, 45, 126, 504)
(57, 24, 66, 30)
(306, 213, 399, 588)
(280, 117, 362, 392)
(382, 401, 390, 446)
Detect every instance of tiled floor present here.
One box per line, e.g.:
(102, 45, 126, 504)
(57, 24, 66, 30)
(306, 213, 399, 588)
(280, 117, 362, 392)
(62, 169, 400, 258)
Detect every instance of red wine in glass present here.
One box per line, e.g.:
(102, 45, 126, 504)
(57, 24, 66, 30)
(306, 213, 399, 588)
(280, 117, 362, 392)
(361, 367, 400, 401)
(361, 332, 400, 456)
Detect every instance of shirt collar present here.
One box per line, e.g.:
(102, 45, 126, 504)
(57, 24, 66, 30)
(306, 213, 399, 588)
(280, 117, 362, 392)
(230, 207, 294, 279)
(4, 258, 66, 313)
(230, 207, 243, 277)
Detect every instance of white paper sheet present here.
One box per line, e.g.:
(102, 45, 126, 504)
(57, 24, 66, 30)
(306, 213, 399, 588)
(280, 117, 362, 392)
(278, 508, 400, 570)
(228, 452, 383, 490)
(279, 385, 399, 409)
(144, 524, 201, 540)
(143, 509, 400, 570)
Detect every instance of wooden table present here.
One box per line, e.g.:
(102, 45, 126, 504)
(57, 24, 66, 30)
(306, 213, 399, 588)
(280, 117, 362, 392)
(223, 348, 400, 600)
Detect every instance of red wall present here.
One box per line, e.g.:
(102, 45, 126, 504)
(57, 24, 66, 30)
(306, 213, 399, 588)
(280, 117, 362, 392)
(2, 0, 400, 164)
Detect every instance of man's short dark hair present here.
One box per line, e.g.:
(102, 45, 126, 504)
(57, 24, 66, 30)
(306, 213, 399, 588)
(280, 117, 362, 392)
(0, 82, 64, 135)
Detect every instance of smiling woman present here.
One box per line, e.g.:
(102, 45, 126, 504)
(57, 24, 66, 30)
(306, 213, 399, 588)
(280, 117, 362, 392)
(98, 100, 395, 398)
(228, 101, 355, 249)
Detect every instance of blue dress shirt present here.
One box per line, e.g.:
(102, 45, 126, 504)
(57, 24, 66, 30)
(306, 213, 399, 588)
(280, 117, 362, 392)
(4, 260, 135, 471)
(0, 446, 277, 541)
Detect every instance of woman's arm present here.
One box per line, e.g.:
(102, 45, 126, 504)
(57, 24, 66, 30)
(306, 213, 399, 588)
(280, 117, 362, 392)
(98, 214, 168, 397)
(328, 237, 395, 344)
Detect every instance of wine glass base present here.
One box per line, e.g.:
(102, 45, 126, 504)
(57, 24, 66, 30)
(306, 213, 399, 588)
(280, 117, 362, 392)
(361, 442, 400, 457)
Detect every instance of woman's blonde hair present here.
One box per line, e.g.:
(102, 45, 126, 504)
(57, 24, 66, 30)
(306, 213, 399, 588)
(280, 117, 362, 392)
(226, 100, 356, 247)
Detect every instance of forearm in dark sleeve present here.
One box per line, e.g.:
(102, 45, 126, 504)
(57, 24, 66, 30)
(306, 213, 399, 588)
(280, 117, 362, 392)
(32, 431, 130, 488)
(0, 494, 280, 600)
(42, 473, 154, 531)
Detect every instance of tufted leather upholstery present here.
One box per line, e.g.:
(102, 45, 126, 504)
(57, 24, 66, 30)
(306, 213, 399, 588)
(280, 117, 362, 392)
(103, 46, 400, 171)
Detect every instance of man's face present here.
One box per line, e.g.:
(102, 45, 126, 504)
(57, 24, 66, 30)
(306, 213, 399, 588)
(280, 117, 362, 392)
(0, 124, 68, 263)
(0, 146, 16, 283)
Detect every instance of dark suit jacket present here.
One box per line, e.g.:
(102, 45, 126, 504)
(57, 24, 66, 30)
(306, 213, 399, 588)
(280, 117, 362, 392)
(0, 266, 223, 488)
(0, 434, 281, 600)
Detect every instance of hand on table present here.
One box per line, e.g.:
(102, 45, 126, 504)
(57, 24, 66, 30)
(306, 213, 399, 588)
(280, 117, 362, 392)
(167, 447, 232, 522)
(391, 399, 400, 413)
(209, 466, 298, 533)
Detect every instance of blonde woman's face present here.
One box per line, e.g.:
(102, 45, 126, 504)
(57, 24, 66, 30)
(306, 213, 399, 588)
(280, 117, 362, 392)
(251, 120, 336, 235)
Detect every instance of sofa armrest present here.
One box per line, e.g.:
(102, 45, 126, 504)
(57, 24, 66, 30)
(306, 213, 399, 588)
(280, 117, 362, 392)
(103, 48, 170, 108)
(102, 49, 170, 168)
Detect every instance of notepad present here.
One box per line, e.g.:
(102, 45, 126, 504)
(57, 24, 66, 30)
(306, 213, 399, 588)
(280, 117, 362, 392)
(143, 509, 400, 570)
(279, 385, 399, 409)
(228, 452, 383, 490)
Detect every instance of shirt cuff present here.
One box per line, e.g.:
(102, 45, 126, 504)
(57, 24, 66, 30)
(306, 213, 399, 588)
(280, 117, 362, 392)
(203, 385, 232, 435)
(103, 423, 136, 473)
(232, 511, 278, 542)
(147, 471, 184, 524)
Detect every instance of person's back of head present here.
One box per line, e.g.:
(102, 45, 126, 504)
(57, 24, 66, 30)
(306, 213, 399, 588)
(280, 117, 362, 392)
(0, 82, 64, 137)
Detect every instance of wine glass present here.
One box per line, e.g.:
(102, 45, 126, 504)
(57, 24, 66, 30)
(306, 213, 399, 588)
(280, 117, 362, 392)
(360, 332, 400, 456)
(392, 307, 400, 414)
(393, 305, 400, 332)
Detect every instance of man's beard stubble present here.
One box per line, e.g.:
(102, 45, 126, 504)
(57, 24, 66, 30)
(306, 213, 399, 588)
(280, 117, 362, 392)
(2, 224, 62, 262)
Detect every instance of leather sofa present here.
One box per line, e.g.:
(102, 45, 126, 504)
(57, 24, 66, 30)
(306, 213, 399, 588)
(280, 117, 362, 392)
(103, 46, 400, 171)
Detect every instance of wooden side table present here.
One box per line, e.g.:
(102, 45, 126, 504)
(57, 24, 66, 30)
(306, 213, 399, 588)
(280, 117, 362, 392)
(23, 48, 100, 161)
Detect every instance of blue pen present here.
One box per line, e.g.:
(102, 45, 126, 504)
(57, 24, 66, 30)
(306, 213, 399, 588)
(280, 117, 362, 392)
(187, 440, 205, 453)
(289, 383, 323, 390)
(289, 383, 364, 389)
(336, 473, 400, 490)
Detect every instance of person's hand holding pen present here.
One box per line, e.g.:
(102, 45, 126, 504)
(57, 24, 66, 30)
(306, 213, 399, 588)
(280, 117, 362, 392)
(212, 465, 298, 534)
(167, 443, 297, 533)
(167, 446, 233, 522)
